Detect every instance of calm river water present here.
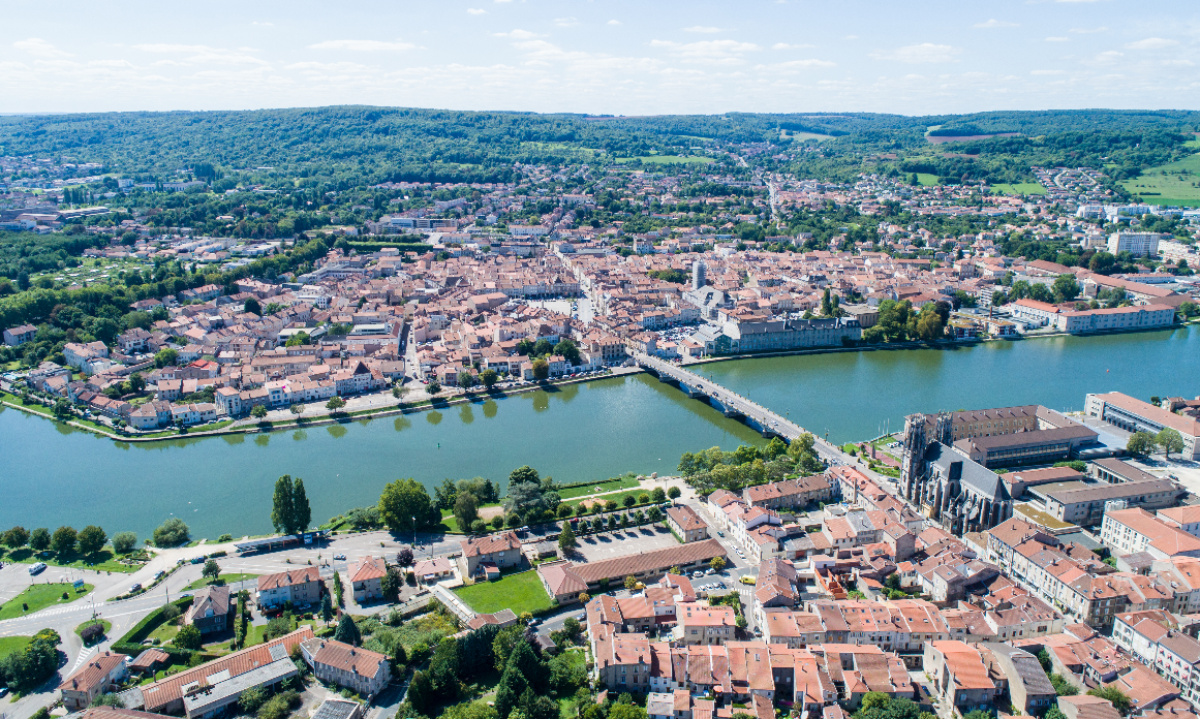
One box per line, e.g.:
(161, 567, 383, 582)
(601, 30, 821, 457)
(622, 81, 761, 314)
(2, 325, 1196, 540)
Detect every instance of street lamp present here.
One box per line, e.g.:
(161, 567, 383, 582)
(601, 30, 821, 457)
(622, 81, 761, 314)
(412, 516, 417, 548)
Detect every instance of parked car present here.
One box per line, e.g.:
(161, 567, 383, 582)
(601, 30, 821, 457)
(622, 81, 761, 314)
(29, 562, 47, 575)
(705, 568, 715, 575)
(128, 583, 142, 593)
(333, 554, 346, 561)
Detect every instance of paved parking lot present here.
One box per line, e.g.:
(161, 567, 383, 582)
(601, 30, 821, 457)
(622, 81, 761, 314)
(571, 525, 679, 562)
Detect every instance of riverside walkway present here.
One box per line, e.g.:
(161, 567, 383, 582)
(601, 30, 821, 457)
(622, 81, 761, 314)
(632, 352, 848, 463)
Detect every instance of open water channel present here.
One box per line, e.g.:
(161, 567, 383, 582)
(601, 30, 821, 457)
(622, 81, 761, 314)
(2, 325, 1197, 539)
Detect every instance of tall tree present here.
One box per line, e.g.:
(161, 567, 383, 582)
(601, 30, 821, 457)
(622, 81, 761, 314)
(271, 475, 296, 534)
(378, 478, 439, 532)
(77, 526, 107, 555)
(1157, 428, 1184, 458)
(334, 614, 361, 646)
(454, 491, 480, 532)
(292, 478, 311, 533)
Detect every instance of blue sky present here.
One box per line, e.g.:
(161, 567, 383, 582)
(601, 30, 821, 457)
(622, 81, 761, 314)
(2, 0, 1198, 116)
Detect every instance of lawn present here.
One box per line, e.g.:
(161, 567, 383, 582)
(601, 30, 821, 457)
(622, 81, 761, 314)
(991, 182, 1047, 196)
(0, 582, 94, 620)
(1121, 152, 1200, 205)
(615, 155, 714, 165)
(914, 172, 940, 186)
(454, 569, 553, 615)
(0, 636, 31, 659)
(0, 546, 144, 574)
(564, 487, 652, 511)
(185, 573, 258, 590)
(557, 474, 640, 500)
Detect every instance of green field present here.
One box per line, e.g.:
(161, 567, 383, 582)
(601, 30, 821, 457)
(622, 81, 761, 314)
(615, 155, 714, 165)
(991, 182, 1047, 196)
(1121, 152, 1200, 205)
(0, 546, 143, 574)
(557, 475, 640, 500)
(563, 487, 651, 510)
(185, 573, 259, 590)
(914, 172, 940, 186)
(454, 569, 553, 615)
(0, 636, 32, 659)
(0, 582, 94, 620)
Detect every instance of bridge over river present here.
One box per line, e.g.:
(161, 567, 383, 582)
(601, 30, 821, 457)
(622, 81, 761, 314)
(633, 352, 849, 464)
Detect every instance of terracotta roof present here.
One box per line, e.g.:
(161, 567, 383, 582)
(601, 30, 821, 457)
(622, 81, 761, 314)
(302, 638, 388, 680)
(257, 566, 320, 591)
(349, 556, 387, 583)
(460, 531, 521, 558)
(59, 651, 129, 692)
(570, 539, 726, 585)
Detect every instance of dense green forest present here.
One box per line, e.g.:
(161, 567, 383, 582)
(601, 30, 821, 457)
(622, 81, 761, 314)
(3, 107, 1199, 183)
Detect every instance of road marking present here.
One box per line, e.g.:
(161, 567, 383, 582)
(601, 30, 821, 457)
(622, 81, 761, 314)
(73, 646, 98, 672)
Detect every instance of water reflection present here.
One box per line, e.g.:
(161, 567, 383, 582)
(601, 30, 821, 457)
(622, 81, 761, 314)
(482, 400, 498, 419)
(254, 434, 270, 447)
(459, 404, 475, 425)
(222, 433, 246, 446)
(427, 410, 443, 426)
(327, 424, 348, 439)
(292, 430, 308, 441)
(533, 393, 549, 412)
(393, 416, 412, 432)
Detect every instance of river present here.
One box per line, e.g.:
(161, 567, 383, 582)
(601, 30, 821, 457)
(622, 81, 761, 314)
(1, 326, 1196, 540)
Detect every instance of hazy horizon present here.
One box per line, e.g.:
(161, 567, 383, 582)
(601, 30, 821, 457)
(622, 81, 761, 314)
(1, 1, 1198, 116)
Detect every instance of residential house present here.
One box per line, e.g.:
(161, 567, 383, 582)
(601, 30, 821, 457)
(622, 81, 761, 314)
(666, 505, 710, 543)
(183, 586, 232, 635)
(256, 566, 322, 609)
(300, 638, 391, 697)
(59, 651, 130, 710)
(348, 556, 387, 603)
(458, 531, 522, 579)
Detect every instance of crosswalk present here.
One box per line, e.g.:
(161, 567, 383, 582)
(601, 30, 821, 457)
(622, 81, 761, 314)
(72, 646, 98, 673)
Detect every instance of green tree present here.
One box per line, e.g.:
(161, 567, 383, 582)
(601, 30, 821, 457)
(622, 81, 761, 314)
(378, 478, 439, 532)
(454, 491, 480, 532)
(238, 687, 268, 714)
(51, 526, 77, 554)
(77, 525, 107, 555)
(533, 339, 553, 357)
(244, 298, 262, 315)
(292, 478, 311, 532)
(427, 380, 441, 395)
(175, 624, 202, 650)
(1127, 431, 1156, 456)
(111, 531, 137, 554)
(3, 526, 30, 548)
(1087, 687, 1131, 716)
(203, 559, 221, 582)
(553, 339, 581, 365)
(251, 404, 268, 419)
(1050, 674, 1078, 696)
(271, 475, 296, 534)
(29, 527, 50, 551)
(667, 486, 681, 499)
(457, 371, 476, 390)
(52, 399, 73, 420)
(153, 517, 190, 547)
(154, 347, 178, 368)
(128, 372, 146, 394)
(710, 556, 726, 572)
(558, 521, 577, 552)
(334, 614, 361, 646)
(326, 396, 346, 411)
(531, 358, 549, 381)
(1157, 428, 1184, 458)
(90, 693, 125, 708)
(479, 369, 499, 389)
(1053, 274, 1080, 303)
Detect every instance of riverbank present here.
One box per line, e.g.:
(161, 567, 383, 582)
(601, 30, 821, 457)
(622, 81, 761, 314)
(0, 367, 645, 444)
(678, 321, 1197, 368)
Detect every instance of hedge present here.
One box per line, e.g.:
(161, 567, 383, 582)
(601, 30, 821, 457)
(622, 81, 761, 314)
(113, 596, 194, 649)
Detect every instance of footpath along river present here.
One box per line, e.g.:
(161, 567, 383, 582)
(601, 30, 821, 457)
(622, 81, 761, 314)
(1, 325, 1197, 539)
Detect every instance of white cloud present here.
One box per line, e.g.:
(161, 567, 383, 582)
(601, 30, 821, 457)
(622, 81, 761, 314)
(307, 39, 416, 51)
(494, 29, 543, 40)
(467, 8, 486, 15)
(13, 38, 72, 58)
(974, 19, 1017, 29)
(1088, 50, 1125, 65)
(251, 21, 274, 27)
(133, 43, 214, 53)
(683, 26, 722, 34)
(873, 43, 961, 64)
(1045, 36, 1070, 42)
(651, 39, 761, 64)
(772, 42, 814, 50)
(774, 58, 836, 69)
(554, 17, 580, 28)
(607, 20, 621, 26)
(1126, 37, 1178, 50)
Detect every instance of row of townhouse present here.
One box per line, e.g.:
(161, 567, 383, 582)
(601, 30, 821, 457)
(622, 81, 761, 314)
(988, 518, 1200, 629)
(1112, 610, 1200, 704)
